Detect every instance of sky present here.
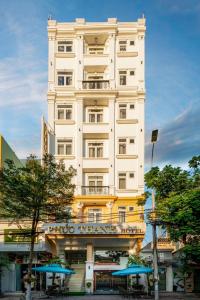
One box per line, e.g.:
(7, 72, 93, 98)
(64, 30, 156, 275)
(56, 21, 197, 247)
(0, 0, 200, 168)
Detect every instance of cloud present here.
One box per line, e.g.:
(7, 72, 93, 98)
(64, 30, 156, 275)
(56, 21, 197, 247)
(145, 106, 200, 168)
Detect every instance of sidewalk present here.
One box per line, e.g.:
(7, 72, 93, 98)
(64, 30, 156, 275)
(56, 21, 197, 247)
(2, 293, 200, 300)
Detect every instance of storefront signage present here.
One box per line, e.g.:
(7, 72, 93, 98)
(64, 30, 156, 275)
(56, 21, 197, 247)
(44, 223, 144, 235)
(4, 229, 38, 244)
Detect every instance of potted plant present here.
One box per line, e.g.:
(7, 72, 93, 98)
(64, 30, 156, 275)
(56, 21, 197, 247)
(86, 281, 92, 294)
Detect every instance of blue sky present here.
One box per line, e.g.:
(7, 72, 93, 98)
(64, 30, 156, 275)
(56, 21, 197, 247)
(0, 0, 200, 168)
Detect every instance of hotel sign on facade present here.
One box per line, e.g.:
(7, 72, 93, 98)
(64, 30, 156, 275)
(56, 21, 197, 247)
(44, 223, 145, 235)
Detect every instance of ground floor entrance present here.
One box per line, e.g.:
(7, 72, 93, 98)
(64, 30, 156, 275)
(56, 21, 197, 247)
(94, 271, 127, 292)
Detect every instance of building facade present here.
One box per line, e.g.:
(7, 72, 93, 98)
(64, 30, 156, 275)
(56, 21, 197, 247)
(44, 17, 146, 293)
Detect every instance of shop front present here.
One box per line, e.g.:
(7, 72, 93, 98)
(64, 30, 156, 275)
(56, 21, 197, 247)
(44, 222, 145, 293)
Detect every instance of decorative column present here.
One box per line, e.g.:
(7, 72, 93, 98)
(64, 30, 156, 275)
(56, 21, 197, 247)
(106, 201, 114, 223)
(85, 243, 94, 294)
(77, 202, 84, 223)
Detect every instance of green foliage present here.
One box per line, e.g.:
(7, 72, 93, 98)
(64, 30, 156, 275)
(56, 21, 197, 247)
(128, 254, 147, 266)
(145, 165, 191, 201)
(0, 154, 76, 298)
(145, 155, 200, 265)
(0, 255, 10, 271)
(0, 154, 76, 222)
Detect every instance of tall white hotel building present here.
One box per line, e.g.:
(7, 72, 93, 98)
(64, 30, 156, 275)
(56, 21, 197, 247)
(45, 17, 146, 293)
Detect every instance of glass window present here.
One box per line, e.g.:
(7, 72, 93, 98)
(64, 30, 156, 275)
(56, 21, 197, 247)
(130, 40, 135, 46)
(57, 105, 73, 120)
(57, 139, 72, 155)
(88, 176, 103, 193)
(88, 142, 103, 158)
(119, 71, 127, 85)
(58, 41, 73, 52)
(88, 209, 102, 223)
(57, 72, 73, 86)
(118, 173, 126, 189)
(88, 108, 103, 123)
(118, 207, 126, 223)
(119, 104, 127, 119)
(119, 138, 126, 154)
(119, 40, 127, 52)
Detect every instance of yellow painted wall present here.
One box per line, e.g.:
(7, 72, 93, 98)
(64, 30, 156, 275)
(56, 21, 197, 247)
(72, 195, 145, 224)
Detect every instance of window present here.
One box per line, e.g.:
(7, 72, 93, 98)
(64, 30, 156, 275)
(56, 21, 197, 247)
(88, 209, 102, 223)
(57, 104, 73, 120)
(88, 46, 104, 55)
(118, 173, 126, 189)
(130, 104, 135, 109)
(57, 72, 73, 86)
(88, 142, 103, 158)
(130, 138, 135, 144)
(118, 207, 126, 223)
(130, 70, 135, 76)
(57, 139, 72, 155)
(130, 40, 135, 46)
(119, 71, 127, 85)
(129, 173, 134, 178)
(88, 176, 103, 193)
(118, 138, 126, 154)
(129, 207, 134, 212)
(119, 40, 127, 52)
(88, 108, 103, 123)
(119, 104, 127, 119)
(58, 41, 73, 52)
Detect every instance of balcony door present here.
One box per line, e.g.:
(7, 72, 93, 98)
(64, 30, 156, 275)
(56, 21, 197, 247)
(88, 175, 103, 193)
(88, 209, 102, 223)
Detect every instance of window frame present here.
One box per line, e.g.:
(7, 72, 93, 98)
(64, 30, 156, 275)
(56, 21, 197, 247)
(119, 40, 127, 52)
(88, 208, 102, 223)
(118, 206, 126, 223)
(87, 107, 104, 123)
(56, 104, 73, 120)
(57, 71, 73, 86)
(57, 138, 73, 156)
(57, 40, 74, 53)
(118, 138, 127, 155)
(118, 173, 126, 190)
(119, 70, 127, 86)
(87, 140, 104, 158)
(119, 103, 127, 119)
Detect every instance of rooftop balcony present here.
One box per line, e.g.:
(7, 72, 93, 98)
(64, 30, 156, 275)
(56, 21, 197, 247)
(82, 80, 110, 90)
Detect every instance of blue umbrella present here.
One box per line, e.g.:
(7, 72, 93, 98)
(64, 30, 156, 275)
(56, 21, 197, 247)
(32, 264, 75, 274)
(112, 264, 153, 276)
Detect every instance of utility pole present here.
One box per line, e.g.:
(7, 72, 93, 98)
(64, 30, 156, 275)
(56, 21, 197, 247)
(151, 129, 159, 300)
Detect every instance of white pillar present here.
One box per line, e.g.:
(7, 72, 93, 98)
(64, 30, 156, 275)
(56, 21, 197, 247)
(76, 98, 83, 194)
(166, 265, 173, 292)
(85, 243, 94, 293)
(108, 97, 115, 194)
(77, 202, 84, 222)
(106, 201, 114, 223)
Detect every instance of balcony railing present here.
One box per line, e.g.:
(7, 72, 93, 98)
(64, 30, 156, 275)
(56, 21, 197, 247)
(82, 80, 110, 90)
(82, 186, 109, 195)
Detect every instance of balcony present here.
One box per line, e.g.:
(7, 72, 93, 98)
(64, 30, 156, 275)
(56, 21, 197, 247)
(82, 186, 109, 195)
(82, 80, 110, 90)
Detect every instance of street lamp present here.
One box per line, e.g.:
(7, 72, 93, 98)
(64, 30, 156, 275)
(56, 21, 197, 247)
(151, 129, 159, 300)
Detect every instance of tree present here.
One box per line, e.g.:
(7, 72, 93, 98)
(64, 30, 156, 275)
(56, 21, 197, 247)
(0, 154, 76, 300)
(145, 156, 200, 266)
